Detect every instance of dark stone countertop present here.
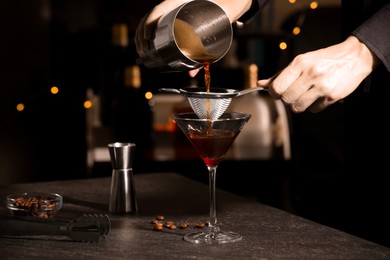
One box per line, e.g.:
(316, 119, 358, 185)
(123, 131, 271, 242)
(1, 172, 389, 259)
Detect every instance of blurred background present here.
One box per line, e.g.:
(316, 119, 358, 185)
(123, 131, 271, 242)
(1, 0, 351, 243)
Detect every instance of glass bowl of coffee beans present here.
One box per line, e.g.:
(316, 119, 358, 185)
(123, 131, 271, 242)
(6, 192, 63, 218)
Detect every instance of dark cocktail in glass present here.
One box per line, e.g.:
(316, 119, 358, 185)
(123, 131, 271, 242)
(172, 112, 251, 244)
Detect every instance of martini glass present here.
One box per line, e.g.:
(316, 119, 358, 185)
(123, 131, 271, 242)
(172, 112, 251, 244)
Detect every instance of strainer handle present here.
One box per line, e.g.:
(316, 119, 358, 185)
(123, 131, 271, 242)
(236, 86, 267, 97)
(159, 88, 181, 94)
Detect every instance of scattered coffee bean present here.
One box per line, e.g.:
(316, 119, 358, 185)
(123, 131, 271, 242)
(154, 223, 163, 231)
(195, 222, 206, 228)
(151, 215, 206, 232)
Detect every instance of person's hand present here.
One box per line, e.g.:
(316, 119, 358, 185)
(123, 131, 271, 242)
(134, 0, 253, 77)
(257, 36, 379, 113)
(134, 0, 191, 56)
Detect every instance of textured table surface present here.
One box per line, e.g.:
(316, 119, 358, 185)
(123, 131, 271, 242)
(1, 172, 389, 259)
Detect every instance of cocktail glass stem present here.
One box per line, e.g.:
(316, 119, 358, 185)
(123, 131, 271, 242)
(208, 166, 218, 229)
(183, 163, 242, 244)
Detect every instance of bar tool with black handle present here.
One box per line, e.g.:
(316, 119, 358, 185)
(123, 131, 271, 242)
(0, 213, 111, 242)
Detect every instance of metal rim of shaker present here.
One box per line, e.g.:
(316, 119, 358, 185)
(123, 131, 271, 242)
(171, 0, 233, 66)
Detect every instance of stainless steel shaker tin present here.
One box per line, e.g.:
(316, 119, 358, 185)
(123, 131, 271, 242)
(138, 0, 233, 72)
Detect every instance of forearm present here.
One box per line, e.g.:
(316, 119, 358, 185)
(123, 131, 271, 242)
(352, 4, 390, 72)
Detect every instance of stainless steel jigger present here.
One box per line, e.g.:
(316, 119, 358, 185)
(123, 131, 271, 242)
(108, 142, 138, 214)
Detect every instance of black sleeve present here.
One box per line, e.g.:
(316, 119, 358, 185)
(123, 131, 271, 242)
(238, 0, 270, 23)
(352, 4, 390, 72)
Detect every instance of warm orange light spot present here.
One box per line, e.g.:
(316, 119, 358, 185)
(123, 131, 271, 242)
(279, 42, 288, 50)
(16, 103, 25, 112)
(84, 100, 92, 109)
(145, 91, 153, 100)
(292, 27, 301, 35)
(310, 1, 318, 9)
(51, 86, 59, 94)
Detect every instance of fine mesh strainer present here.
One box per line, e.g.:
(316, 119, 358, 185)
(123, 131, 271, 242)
(159, 87, 266, 120)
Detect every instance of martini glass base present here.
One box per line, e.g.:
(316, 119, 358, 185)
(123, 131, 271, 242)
(184, 228, 242, 244)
